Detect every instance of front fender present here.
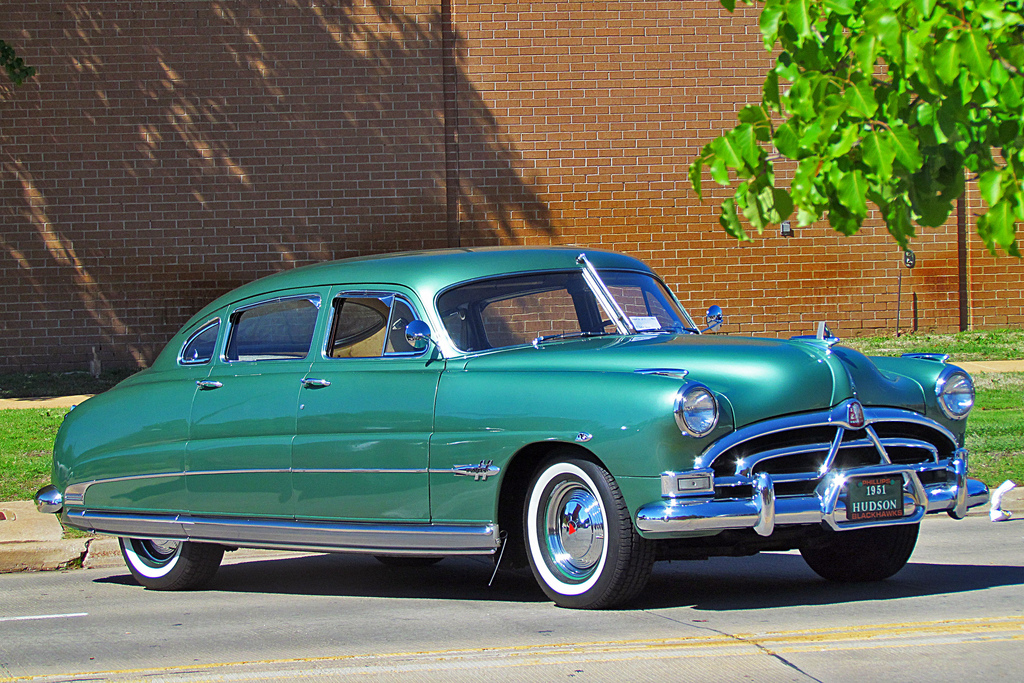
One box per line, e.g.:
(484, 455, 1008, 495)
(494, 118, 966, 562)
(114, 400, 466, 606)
(430, 369, 732, 521)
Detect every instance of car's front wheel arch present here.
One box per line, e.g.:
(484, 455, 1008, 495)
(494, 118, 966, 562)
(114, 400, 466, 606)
(497, 442, 603, 570)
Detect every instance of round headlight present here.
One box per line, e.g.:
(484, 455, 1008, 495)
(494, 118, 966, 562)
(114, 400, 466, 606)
(674, 383, 719, 437)
(936, 370, 974, 420)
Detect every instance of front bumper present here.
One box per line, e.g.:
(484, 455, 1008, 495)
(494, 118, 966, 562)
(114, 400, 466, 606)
(636, 450, 989, 537)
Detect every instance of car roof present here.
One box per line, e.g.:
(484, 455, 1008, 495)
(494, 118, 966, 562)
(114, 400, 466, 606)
(187, 246, 652, 324)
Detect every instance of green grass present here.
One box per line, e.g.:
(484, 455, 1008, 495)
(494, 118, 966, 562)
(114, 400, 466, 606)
(0, 408, 69, 502)
(965, 372, 1024, 486)
(0, 369, 137, 399)
(843, 328, 1024, 361)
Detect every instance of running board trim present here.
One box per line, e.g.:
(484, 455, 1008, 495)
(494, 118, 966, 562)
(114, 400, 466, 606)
(63, 510, 500, 556)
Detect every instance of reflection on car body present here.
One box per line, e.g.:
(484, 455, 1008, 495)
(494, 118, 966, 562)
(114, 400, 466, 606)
(36, 247, 988, 608)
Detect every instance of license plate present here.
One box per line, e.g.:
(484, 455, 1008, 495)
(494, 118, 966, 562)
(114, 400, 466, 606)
(846, 476, 903, 522)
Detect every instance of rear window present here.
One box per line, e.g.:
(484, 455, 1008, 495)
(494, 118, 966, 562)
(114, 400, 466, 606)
(180, 320, 220, 365)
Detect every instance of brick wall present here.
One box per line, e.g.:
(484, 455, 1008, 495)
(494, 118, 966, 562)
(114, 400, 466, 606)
(2, 1, 1021, 372)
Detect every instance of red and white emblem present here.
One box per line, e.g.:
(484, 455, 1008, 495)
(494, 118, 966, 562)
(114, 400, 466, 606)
(847, 401, 865, 428)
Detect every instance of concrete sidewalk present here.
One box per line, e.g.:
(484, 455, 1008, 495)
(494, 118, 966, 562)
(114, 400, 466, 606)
(0, 394, 94, 410)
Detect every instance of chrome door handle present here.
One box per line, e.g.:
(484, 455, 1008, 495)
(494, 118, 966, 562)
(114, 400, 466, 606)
(196, 380, 223, 390)
(302, 378, 331, 388)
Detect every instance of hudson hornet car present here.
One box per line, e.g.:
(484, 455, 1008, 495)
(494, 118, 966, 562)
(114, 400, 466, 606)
(36, 248, 988, 608)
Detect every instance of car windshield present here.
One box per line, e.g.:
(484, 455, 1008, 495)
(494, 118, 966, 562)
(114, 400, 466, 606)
(436, 269, 695, 352)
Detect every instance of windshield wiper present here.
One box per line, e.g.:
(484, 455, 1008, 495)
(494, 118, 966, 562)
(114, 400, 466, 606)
(532, 331, 613, 348)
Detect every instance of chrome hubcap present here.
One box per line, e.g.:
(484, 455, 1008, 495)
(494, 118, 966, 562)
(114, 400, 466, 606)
(544, 481, 605, 581)
(135, 539, 181, 565)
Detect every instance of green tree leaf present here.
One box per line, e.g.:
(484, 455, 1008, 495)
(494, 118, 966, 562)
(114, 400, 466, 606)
(933, 40, 959, 85)
(823, 0, 855, 16)
(787, 0, 812, 44)
(838, 170, 868, 218)
(889, 124, 924, 173)
(845, 79, 878, 118)
(958, 29, 993, 78)
(977, 199, 1017, 252)
(862, 131, 896, 178)
(760, 2, 786, 48)
(719, 198, 747, 240)
(979, 169, 1003, 209)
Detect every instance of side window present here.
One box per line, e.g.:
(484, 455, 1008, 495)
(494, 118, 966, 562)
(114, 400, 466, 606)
(225, 297, 320, 362)
(180, 320, 219, 365)
(480, 288, 580, 348)
(327, 295, 423, 358)
(329, 297, 390, 358)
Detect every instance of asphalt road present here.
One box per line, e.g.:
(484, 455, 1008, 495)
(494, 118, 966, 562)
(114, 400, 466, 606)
(1, 514, 1021, 682)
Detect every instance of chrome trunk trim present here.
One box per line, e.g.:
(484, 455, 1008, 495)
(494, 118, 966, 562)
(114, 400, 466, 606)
(62, 510, 501, 556)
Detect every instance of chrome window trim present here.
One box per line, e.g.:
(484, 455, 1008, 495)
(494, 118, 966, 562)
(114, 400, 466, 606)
(577, 253, 635, 334)
(221, 294, 322, 363)
(321, 290, 429, 361)
(177, 318, 221, 366)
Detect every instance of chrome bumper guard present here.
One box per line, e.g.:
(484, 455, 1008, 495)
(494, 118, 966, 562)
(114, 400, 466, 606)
(34, 485, 63, 514)
(636, 449, 989, 537)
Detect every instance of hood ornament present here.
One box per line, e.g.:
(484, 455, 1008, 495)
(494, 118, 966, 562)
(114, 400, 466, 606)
(789, 321, 841, 349)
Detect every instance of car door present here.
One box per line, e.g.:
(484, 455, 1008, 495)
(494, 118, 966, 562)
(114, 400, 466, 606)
(292, 289, 442, 522)
(186, 291, 326, 518)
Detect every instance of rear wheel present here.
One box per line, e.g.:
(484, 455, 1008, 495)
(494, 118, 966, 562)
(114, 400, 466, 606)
(800, 523, 919, 582)
(524, 454, 654, 609)
(119, 538, 223, 590)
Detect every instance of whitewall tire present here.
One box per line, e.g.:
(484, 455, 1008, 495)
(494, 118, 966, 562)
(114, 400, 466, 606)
(119, 538, 224, 590)
(524, 454, 654, 609)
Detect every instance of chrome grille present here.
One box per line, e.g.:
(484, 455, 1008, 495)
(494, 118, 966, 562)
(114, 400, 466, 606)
(698, 403, 958, 499)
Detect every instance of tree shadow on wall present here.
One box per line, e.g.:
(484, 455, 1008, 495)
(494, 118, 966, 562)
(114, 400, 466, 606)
(1, 0, 552, 369)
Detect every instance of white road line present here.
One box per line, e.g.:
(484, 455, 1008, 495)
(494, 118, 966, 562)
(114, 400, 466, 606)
(0, 612, 88, 623)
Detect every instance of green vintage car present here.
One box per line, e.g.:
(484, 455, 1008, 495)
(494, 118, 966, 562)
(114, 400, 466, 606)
(36, 247, 987, 608)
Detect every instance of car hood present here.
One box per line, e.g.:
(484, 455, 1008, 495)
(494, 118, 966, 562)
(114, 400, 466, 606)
(458, 334, 925, 428)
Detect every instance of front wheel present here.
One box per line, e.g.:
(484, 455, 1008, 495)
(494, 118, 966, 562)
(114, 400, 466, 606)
(800, 523, 919, 582)
(119, 538, 224, 590)
(524, 455, 654, 609)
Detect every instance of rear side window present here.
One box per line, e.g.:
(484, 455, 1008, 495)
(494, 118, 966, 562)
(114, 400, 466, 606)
(225, 297, 320, 361)
(180, 320, 220, 365)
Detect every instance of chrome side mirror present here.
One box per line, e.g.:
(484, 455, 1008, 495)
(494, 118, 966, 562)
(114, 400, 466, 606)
(404, 320, 432, 350)
(702, 305, 723, 333)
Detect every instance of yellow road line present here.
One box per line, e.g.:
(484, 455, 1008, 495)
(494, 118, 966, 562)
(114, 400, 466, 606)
(4, 615, 1022, 682)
